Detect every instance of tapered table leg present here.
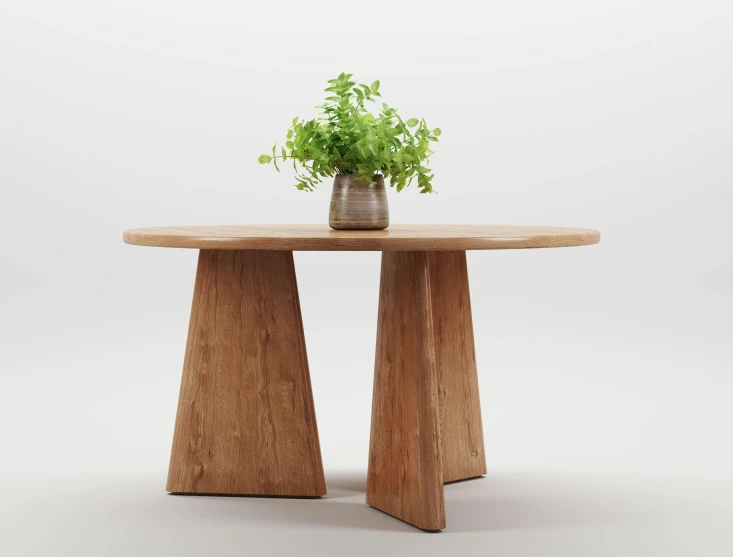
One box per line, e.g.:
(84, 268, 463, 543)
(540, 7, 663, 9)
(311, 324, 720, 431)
(429, 251, 487, 483)
(166, 249, 326, 497)
(366, 250, 486, 530)
(366, 251, 446, 531)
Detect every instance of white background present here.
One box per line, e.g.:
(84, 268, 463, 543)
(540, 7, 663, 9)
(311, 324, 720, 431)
(1, 1, 731, 555)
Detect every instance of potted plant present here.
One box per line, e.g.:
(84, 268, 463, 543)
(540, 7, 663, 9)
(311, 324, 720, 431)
(258, 73, 441, 230)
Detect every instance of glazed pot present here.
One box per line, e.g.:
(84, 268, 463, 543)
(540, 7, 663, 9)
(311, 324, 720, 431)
(329, 174, 389, 230)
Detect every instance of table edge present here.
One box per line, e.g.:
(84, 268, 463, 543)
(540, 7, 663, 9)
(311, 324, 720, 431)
(122, 229, 601, 251)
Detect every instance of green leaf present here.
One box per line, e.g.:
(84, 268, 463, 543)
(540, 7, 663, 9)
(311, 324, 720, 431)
(272, 144, 279, 171)
(260, 74, 440, 194)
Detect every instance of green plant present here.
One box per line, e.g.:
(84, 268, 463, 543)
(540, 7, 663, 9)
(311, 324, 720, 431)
(258, 73, 441, 193)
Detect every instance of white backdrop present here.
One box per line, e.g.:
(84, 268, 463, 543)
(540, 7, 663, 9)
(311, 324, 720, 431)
(1, 1, 732, 555)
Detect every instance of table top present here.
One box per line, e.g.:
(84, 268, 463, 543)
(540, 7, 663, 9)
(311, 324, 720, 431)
(123, 225, 600, 251)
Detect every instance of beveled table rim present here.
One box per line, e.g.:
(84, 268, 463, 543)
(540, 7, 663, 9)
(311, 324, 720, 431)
(123, 224, 601, 251)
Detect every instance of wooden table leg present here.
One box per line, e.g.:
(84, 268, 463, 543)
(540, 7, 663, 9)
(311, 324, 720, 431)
(366, 251, 486, 531)
(166, 249, 326, 497)
(430, 251, 487, 483)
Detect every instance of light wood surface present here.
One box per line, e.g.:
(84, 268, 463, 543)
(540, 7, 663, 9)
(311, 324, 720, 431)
(125, 221, 601, 529)
(166, 250, 326, 497)
(123, 224, 600, 251)
(429, 252, 487, 483)
(367, 251, 446, 531)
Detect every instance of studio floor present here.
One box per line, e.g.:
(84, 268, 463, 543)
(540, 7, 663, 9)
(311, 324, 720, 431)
(4, 471, 732, 556)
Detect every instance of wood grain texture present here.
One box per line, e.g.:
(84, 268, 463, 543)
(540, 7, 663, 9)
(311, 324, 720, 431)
(329, 174, 389, 230)
(166, 249, 326, 497)
(429, 251, 487, 483)
(366, 251, 446, 531)
(123, 224, 600, 251)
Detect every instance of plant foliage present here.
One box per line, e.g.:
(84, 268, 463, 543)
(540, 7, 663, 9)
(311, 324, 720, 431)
(258, 73, 441, 193)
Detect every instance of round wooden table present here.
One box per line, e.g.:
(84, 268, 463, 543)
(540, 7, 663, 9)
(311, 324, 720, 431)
(123, 224, 600, 531)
